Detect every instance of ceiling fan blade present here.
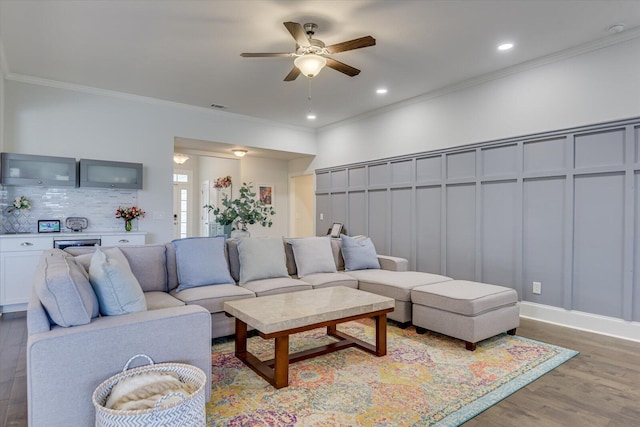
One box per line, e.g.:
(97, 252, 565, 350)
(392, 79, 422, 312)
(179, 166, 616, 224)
(240, 52, 294, 58)
(325, 58, 361, 77)
(326, 36, 376, 54)
(284, 67, 301, 81)
(283, 21, 310, 47)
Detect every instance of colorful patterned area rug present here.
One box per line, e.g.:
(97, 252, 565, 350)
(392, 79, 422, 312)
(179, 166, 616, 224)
(206, 319, 577, 426)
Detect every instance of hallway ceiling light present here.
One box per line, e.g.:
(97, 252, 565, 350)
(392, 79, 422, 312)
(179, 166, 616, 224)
(232, 149, 248, 157)
(498, 43, 514, 51)
(173, 153, 189, 164)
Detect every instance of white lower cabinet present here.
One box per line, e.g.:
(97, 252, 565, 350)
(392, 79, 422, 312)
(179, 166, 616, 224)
(0, 235, 52, 311)
(0, 232, 146, 312)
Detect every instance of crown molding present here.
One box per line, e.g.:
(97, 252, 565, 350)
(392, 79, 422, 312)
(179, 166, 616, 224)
(319, 26, 640, 133)
(4, 73, 315, 134)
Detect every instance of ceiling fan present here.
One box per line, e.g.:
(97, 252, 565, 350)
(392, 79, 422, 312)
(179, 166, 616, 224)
(241, 22, 376, 81)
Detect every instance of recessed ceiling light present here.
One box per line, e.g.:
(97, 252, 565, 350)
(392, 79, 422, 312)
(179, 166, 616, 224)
(498, 43, 514, 51)
(307, 114, 316, 120)
(376, 88, 388, 94)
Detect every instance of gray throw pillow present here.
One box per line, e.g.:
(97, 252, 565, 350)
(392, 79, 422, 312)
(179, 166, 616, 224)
(340, 234, 381, 271)
(172, 237, 235, 291)
(237, 237, 289, 284)
(34, 250, 99, 327)
(89, 246, 147, 315)
(289, 236, 337, 278)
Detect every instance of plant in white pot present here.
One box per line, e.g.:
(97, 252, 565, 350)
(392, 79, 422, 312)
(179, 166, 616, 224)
(204, 182, 275, 238)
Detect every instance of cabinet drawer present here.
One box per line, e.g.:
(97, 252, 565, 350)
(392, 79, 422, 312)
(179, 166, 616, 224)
(0, 236, 53, 251)
(101, 234, 146, 246)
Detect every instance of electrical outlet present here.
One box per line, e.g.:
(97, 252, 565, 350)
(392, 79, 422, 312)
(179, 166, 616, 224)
(532, 281, 542, 295)
(320, 213, 324, 220)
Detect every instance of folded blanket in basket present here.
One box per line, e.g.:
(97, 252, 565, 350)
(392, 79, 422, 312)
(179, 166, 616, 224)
(105, 371, 197, 411)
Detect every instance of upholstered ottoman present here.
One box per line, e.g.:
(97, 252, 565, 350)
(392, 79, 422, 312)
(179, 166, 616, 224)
(411, 280, 519, 350)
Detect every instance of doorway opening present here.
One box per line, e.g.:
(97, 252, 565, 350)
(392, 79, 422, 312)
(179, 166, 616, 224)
(173, 170, 192, 239)
(289, 173, 315, 237)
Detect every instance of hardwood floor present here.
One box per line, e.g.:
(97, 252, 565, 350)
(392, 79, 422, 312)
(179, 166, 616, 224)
(1, 313, 639, 426)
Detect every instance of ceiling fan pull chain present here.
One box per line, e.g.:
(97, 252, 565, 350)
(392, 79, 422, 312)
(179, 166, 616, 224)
(308, 78, 312, 113)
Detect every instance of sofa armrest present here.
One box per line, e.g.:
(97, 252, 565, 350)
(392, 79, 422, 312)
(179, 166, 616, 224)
(27, 305, 211, 427)
(377, 255, 409, 272)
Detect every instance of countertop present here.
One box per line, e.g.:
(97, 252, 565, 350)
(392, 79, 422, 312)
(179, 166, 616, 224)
(0, 231, 147, 238)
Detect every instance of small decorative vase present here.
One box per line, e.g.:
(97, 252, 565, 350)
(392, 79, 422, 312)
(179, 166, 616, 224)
(124, 220, 132, 232)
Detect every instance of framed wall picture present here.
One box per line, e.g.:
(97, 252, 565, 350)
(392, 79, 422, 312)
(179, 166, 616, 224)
(258, 184, 273, 206)
(330, 222, 343, 238)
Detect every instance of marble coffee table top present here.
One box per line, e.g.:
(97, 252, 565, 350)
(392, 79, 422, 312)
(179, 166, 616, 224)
(224, 286, 395, 334)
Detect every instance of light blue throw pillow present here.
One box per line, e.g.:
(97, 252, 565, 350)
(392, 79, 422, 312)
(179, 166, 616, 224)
(237, 237, 289, 284)
(89, 247, 147, 316)
(340, 234, 381, 271)
(172, 237, 234, 291)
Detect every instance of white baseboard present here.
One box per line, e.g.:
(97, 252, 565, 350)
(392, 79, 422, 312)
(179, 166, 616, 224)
(519, 301, 640, 343)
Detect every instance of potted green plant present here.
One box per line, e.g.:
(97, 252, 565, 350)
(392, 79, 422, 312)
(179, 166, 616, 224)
(205, 182, 275, 238)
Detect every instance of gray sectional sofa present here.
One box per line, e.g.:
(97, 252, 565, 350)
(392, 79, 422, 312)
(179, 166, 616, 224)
(26, 235, 519, 427)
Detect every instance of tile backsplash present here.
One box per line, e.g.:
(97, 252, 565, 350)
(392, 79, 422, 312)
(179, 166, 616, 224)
(0, 186, 140, 233)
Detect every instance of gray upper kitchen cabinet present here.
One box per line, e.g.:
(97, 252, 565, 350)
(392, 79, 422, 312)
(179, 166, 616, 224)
(0, 152, 77, 186)
(79, 159, 143, 189)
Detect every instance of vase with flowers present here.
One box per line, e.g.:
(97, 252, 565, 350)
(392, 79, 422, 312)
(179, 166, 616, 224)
(115, 206, 146, 232)
(3, 195, 32, 233)
(204, 182, 275, 238)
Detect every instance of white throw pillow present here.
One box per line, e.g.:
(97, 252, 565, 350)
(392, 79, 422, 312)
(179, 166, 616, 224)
(89, 246, 147, 315)
(289, 236, 337, 278)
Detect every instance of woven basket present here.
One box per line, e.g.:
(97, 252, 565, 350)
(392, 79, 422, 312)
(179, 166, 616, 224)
(92, 354, 206, 427)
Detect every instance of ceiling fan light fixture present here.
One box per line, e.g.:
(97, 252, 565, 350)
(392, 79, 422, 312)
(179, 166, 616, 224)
(307, 113, 317, 120)
(294, 54, 327, 78)
(232, 149, 248, 157)
(173, 153, 189, 165)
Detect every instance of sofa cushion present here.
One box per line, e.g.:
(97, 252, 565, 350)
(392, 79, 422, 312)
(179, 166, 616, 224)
(347, 270, 453, 301)
(411, 280, 518, 316)
(283, 240, 298, 276)
(289, 236, 337, 277)
(34, 249, 99, 327)
(89, 246, 147, 315)
(226, 239, 241, 282)
(144, 291, 185, 310)
(240, 277, 312, 297)
(170, 284, 255, 313)
(70, 245, 170, 293)
(330, 238, 345, 271)
(172, 237, 234, 291)
(340, 235, 381, 271)
(301, 272, 358, 289)
(237, 237, 289, 284)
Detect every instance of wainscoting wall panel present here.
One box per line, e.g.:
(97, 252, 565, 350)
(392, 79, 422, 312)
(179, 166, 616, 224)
(416, 186, 442, 274)
(522, 177, 566, 307)
(481, 180, 518, 288)
(573, 173, 626, 318)
(446, 184, 476, 281)
(391, 188, 413, 263)
(315, 117, 640, 321)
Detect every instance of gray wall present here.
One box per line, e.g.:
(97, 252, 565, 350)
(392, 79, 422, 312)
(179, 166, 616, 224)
(316, 117, 640, 322)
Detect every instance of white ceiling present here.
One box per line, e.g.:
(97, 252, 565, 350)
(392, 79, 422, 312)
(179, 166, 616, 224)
(1, 0, 639, 130)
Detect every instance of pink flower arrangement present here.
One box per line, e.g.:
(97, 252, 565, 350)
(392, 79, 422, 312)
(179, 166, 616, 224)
(214, 176, 232, 189)
(115, 206, 146, 221)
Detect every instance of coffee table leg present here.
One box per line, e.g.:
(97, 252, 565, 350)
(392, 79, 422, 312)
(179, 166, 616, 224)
(274, 335, 290, 388)
(235, 318, 248, 357)
(375, 314, 387, 356)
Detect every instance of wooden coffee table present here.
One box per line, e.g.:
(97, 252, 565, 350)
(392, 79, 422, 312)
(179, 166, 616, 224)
(224, 286, 395, 389)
